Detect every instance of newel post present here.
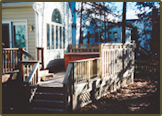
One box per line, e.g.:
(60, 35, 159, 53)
(19, 48, 25, 61)
(37, 47, 45, 69)
(18, 61, 23, 82)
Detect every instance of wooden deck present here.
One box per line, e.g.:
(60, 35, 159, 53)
(39, 72, 66, 87)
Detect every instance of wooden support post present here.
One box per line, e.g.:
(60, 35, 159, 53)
(19, 62, 23, 82)
(99, 44, 102, 78)
(2, 50, 4, 73)
(63, 84, 68, 113)
(41, 48, 45, 69)
(20, 48, 24, 61)
(88, 60, 90, 82)
(36, 47, 44, 69)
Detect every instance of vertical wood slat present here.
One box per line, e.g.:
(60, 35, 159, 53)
(5, 50, 8, 73)
(23, 64, 26, 82)
(13, 50, 15, 69)
(19, 62, 22, 82)
(88, 60, 90, 83)
(7, 50, 10, 72)
(9, 50, 11, 72)
(2, 50, 4, 73)
(15, 50, 18, 66)
(11, 50, 13, 71)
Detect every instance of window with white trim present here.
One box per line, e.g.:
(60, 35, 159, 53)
(47, 9, 65, 50)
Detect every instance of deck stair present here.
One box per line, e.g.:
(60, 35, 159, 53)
(29, 72, 65, 114)
(29, 86, 64, 114)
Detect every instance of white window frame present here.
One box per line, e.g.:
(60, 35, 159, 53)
(46, 20, 65, 51)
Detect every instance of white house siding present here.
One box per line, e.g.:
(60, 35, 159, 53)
(2, 6, 36, 58)
(39, 2, 72, 68)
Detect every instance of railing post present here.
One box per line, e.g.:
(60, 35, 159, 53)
(19, 48, 25, 61)
(36, 47, 44, 69)
(19, 61, 23, 82)
(88, 60, 90, 82)
(41, 48, 44, 69)
(63, 84, 68, 113)
(99, 44, 102, 78)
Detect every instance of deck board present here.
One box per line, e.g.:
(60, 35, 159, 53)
(39, 72, 65, 87)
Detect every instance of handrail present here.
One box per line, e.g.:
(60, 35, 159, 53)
(25, 62, 40, 85)
(21, 49, 35, 60)
(68, 44, 100, 52)
(19, 61, 40, 85)
(62, 63, 73, 84)
(69, 57, 101, 63)
(2, 48, 20, 50)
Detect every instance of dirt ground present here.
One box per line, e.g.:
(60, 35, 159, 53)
(73, 73, 160, 114)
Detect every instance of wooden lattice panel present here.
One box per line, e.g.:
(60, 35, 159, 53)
(79, 91, 91, 104)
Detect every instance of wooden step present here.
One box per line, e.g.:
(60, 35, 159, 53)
(31, 99, 64, 109)
(34, 92, 64, 100)
(30, 107, 64, 114)
(37, 86, 64, 93)
(33, 99, 63, 103)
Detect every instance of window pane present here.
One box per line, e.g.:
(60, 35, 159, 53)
(47, 24, 50, 49)
(63, 27, 65, 48)
(113, 32, 117, 42)
(2, 24, 10, 48)
(60, 27, 62, 49)
(56, 26, 58, 49)
(52, 25, 54, 49)
(52, 9, 62, 24)
(108, 32, 112, 42)
(14, 25, 26, 48)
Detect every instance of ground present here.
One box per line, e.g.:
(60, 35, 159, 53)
(73, 73, 160, 114)
(2, 66, 160, 114)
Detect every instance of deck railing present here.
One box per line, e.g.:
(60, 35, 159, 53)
(62, 57, 101, 112)
(100, 43, 135, 78)
(68, 44, 99, 52)
(63, 42, 136, 112)
(2, 48, 34, 74)
(19, 61, 40, 85)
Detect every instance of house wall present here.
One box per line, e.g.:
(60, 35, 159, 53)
(2, 6, 36, 58)
(82, 23, 132, 44)
(38, 2, 72, 68)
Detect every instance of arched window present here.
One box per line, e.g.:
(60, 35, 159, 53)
(47, 9, 65, 50)
(52, 9, 62, 24)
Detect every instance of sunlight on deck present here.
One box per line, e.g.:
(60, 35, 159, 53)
(39, 72, 66, 87)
